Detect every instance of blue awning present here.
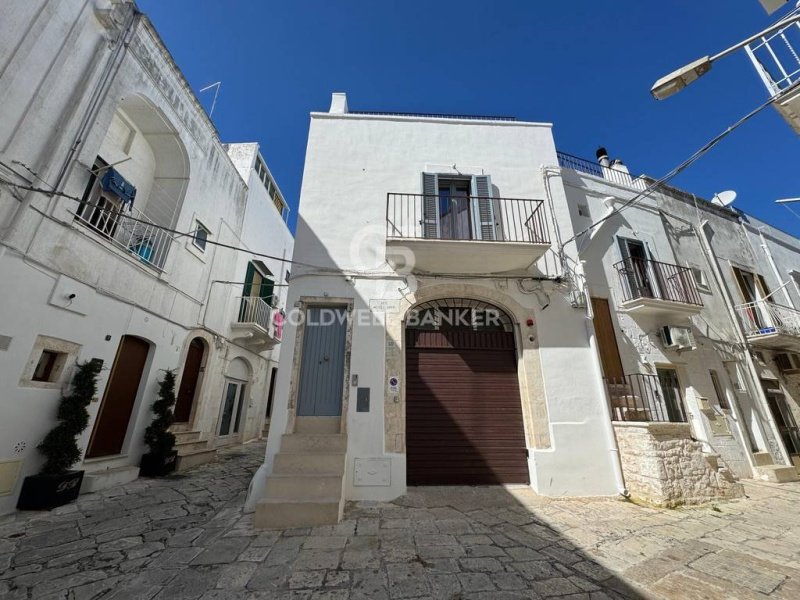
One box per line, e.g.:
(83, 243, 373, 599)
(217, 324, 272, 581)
(100, 168, 137, 207)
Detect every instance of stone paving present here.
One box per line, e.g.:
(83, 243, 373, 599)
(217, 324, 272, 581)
(1, 441, 799, 599)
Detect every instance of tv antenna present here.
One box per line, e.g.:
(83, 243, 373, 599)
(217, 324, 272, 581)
(199, 81, 222, 117)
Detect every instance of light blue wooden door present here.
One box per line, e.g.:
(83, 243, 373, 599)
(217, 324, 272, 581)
(297, 307, 348, 416)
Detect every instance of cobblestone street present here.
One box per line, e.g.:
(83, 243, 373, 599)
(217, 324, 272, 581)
(1, 441, 799, 599)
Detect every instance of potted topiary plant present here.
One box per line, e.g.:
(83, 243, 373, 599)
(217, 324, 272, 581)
(17, 358, 104, 510)
(139, 370, 178, 476)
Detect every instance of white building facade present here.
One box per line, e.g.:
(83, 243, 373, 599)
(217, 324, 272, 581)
(248, 94, 628, 527)
(0, 1, 292, 514)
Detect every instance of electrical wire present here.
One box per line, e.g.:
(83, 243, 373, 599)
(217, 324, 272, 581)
(561, 90, 783, 249)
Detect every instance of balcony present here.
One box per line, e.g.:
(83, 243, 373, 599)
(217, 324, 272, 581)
(385, 193, 550, 274)
(605, 373, 687, 423)
(745, 6, 800, 134)
(74, 199, 173, 270)
(614, 257, 703, 317)
(231, 296, 283, 350)
(736, 300, 800, 352)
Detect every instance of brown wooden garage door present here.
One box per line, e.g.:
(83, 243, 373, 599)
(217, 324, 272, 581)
(406, 329, 529, 485)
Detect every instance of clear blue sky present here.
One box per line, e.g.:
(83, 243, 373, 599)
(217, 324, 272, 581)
(139, 0, 799, 236)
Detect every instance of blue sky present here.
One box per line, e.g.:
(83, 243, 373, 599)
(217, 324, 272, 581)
(139, 0, 799, 235)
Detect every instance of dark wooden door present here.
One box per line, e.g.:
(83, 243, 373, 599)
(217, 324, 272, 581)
(174, 338, 204, 422)
(591, 297, 624, 380)
(405, 329, 528, 485)
(86, 336, 149, 458)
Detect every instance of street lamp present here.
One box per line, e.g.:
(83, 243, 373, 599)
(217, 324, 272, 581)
(651, 13, 800, 100)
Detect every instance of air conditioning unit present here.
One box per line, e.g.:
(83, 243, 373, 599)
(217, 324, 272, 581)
(660, 325, 696, 351)
(774, 352, 800, 374)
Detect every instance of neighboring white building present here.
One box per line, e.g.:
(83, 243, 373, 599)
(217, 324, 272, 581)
(248, 93, 628, 527)
(0, 1, 292, 514)
(559, 148, 800, 502)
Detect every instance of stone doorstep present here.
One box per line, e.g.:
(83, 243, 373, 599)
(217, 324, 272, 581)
(175, 448, 217, 472)
(174, 439, 210, 454)
(172, 430, 201, 444)
(279, 433, 346, 453)
(754, 464, 800, 483)
(272, 451, 346, 476)
(81, 465, 140, 494)
(254, 497, 343, 529)
(263, 473, 344, 501)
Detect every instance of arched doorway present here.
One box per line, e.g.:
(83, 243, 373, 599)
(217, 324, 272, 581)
(86, 335, 151, 458)
(405, 299, 529, 485)
(174, 337, 206, 423)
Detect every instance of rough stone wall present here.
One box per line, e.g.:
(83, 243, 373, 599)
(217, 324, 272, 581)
(614, 422, 744, 507)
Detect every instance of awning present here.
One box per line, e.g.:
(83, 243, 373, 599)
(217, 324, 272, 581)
(100, 168, 137, 207)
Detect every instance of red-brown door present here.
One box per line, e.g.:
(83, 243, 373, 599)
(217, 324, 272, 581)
(86, 336, 149, 458)
(174, 338, 205, 423)
(405, 329, 529, 485)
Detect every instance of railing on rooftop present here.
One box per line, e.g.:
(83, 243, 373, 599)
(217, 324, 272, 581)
(736, 300, 800, 339)
(349, 110, 516, 122)
(73, 201, 173, 270)
(605, 373, 687, 423)
(386, 193, 549, 244)
(614, 257, 703, 307)
(556, 151, 647, 190)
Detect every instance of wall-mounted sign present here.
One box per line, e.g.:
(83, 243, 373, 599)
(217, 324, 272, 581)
(369, 299, 400, 313)
(388, 375, 400, 394)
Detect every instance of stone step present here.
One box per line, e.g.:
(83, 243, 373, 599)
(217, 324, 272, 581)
(754, 464, 800, 483)
(753, 451, 774, 467)
(175, 440, 210, 454)
(176, 448, 217, 471)
(264, 473, 343, 501)
(81, 465, 140, 494)
(170, 422, 192, 433)
(273, 452, 346, 476)
(294, 416, 341, 434)
(255, 498, 342, 529)
(280, 433, 346, 453)
(173, 430, 201, 444)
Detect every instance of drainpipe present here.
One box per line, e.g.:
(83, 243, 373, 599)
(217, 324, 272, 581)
(697, 220, 791, 467)
(583, 278, 629, 498)
(759, 229, 793, 306)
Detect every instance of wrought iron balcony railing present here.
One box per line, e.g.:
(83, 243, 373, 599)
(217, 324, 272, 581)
(736, 300, 800, 339)
(605, 373, 687, 423)
(74, 200, 174, 270)
(614, 257, 703, 307)
(386, 193, 548, 244)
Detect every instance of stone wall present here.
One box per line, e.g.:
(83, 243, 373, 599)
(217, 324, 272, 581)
(614, 422, 744, 507)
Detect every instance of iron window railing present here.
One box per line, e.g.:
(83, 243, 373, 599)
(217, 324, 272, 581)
(736, 300, 800, 339)
(605, 373, 687, 423)
(614, 257, 703, 306)
(386, 193, 549, 244)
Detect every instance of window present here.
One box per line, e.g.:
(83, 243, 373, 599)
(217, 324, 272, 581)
(709, 370, 730, 410)
(193, 221, 209, 252)
(218, 380, 247, 436)
(691, 266, 710, 292)
(32, 350, 62, 383)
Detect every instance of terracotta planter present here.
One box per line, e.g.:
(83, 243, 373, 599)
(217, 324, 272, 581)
(139, 450, 178, 477)
(16, 471, 84, 510)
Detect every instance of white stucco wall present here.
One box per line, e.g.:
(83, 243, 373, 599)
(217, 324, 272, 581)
(252, 103, 621, 509)
(0, 2, 293, 514)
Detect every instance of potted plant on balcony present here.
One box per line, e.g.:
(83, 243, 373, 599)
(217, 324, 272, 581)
(139, 370, 178, 477)
(17, 358, 103, 510)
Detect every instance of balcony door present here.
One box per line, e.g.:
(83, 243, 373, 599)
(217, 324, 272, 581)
(619, 238, 659, 300)
(239, 261, 274, 326)
(421, 173, 496, 241)
(762, 382, 800, 457)
(733, 267, 773, 331)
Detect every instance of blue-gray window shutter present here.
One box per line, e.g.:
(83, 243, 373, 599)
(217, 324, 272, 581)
(421, 173, 439, 238)
(471, 175, 496, 240)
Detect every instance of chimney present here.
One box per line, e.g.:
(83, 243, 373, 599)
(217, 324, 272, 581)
(596, 147, 610, 168)
(610, 158, 630, 176)
(329, 92, 348, 114)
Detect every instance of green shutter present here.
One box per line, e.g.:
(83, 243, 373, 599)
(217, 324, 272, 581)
(243, 262, 255, 297)
(260, 277, 274, 306)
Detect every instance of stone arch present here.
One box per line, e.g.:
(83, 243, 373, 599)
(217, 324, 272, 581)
(226, 356, 252, 382)
(174, 334, 210, 424)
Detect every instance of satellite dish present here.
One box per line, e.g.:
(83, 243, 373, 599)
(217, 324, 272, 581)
(711, 190, 737, 207)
